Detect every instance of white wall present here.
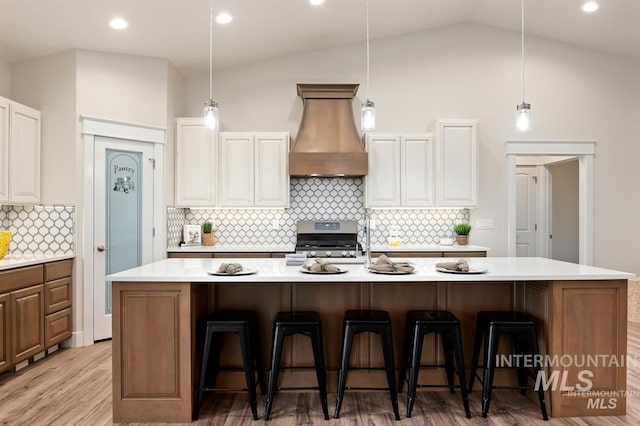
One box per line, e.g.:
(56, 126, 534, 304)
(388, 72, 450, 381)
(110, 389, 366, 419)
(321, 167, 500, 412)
(10, 50, 77, 204)
(0, 59, 9, 97)
(76, 50, 169, 128)
(182, 23, 640, 273)
(551, 159, 579, 263)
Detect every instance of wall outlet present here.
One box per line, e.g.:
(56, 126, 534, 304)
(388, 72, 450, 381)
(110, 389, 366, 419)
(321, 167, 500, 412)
(272, 219, 280, 230)
(369, 219, 377, 229)
(476, 219, 495, 230)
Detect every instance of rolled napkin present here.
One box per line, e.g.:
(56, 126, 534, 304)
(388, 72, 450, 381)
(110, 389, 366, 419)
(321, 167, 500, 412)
(303, 258, 340, 273)
(217, 262, 244, 274)
(435, 259, 469, 272)
(369, 254, 415, 273)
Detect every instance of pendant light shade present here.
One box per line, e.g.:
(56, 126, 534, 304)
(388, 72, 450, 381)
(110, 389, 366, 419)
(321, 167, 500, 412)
(361, 100, 376, 131)
(203, 0, 219, 130)
(361, 0, 375, 131)
(515, 0, 531, 132)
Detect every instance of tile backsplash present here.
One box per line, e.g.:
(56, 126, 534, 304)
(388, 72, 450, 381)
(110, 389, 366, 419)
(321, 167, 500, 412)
(167, 178, 469, 248)
(0, 205, 75, 254)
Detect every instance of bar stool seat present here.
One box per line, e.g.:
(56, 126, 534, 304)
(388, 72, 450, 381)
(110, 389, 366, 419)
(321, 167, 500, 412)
(334, 309, 400, 421)
(264, 311, 329, 421)
(195, 310, 265, 421)
(398, 310, 471, 418)
(468, 310, 549, 420)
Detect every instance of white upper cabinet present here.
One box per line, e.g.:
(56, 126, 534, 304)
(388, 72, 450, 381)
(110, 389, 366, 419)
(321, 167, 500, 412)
(175, 118, 217, 207)
(219, 131, 289, 208)
(254, 133, 289, 207)
(401, 135, 434, 207)
(366, 134, 401, 207)
(435, 119, 478, 207)
(0, 97, 41, 204)
(366, 133, 433, 208)
(219, 132, 254, 207)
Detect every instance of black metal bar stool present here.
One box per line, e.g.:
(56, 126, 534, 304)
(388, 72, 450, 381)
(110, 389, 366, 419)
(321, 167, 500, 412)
(264, 311, 329, 421)
(195, 310, 266, 421)
(398, 310, 471, 418)
(467, 311, 549, 420)
(334, 309, 400, 421)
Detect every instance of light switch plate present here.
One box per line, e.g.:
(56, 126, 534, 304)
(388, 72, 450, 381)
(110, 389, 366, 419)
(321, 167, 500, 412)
(476, 219, 495, 230)
(272, 219, 280, 230)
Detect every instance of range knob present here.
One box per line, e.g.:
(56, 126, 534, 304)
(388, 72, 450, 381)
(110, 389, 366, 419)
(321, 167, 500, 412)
(341, 251, 347, 257)
(348, 251, 355, 257)
(325, 251, 332, 257)
(309, 251, 316, 257)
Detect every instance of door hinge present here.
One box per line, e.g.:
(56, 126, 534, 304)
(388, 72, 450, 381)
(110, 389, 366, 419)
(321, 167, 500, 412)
(535, 224, 537, 231)
(153, 227, 156, 237)
(532, 176, 538, 183)
(549, 234, 553, 239)
(149, 158, 156, 169)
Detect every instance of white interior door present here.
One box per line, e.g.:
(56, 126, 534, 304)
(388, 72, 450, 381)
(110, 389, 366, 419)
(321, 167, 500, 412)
(515, 166, 537, 257)
(94, 137, 154, 341)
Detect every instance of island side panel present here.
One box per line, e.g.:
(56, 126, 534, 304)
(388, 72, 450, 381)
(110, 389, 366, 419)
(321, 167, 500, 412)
(550, 279, 627, 417)
(112, 281, 193, 423)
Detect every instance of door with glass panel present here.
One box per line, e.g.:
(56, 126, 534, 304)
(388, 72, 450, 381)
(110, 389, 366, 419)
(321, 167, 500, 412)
(94, 137, 154, 341)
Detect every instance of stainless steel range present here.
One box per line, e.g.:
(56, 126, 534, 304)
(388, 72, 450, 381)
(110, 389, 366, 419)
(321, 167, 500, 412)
(295, 220, 361, 259)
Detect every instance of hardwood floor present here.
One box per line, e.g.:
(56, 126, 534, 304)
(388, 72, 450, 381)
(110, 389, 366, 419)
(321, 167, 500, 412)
(3, 324, 640, 425)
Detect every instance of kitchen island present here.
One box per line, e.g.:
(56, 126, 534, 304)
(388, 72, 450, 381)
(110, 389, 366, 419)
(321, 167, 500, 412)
(107, 257, 633, 422)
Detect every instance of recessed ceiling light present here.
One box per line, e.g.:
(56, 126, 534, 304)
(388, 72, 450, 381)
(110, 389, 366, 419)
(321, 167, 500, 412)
(216, 12, 233, 24)
(582, 1, 599, 13)
(109, 17, 128, 30)
(310, 0, 325, 5)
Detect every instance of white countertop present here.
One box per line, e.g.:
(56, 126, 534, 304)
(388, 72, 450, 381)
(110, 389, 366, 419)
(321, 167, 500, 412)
(370, 245, 489, 252)
(0, 253, 75, 271)
(107, 257, 634, 283)
(166, 244, 489, 253)
(167, 245, 295, 253)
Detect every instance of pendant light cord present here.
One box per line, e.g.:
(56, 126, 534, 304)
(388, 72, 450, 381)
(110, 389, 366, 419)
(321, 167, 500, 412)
(365, 0, 370, 100)
(521, 0, 525, 103)
(209, 0, 213, 101)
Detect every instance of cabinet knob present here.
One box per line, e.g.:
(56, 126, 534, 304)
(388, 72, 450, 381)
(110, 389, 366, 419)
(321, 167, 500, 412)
(97, 245, 107, 252)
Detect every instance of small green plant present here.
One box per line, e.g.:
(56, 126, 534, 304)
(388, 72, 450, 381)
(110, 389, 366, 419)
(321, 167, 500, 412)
(453, 222, 471, 235)
(202, 220, 213, 234)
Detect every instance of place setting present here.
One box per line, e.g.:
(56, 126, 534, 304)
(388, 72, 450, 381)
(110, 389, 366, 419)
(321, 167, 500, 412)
(300, 258, 348, 274)
(367, 254, 415, 275)
(435, 258, 487, 274)
(207, 262, 258, 276)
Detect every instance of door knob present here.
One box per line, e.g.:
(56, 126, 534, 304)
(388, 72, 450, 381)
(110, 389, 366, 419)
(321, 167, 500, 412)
(97, 245, 107, 252)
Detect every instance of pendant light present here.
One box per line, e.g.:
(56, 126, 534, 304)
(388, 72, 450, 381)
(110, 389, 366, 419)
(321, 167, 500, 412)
(361, 0, 375, 131)
(204, 0, 219, 130)
(515, 0, 531, 132)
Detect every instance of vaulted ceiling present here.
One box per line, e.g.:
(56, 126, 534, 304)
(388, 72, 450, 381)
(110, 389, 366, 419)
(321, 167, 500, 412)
(1, 0, 638, 75)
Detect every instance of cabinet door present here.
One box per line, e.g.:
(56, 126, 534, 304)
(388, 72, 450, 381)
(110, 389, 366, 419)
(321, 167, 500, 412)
(0, 293, 11, 373)
(255, 132, 289, 207)
(401, 134, 434, 207)
(11, 284, 44, 364)
(366, 134, 401, 207)
(175, 118, 217, 206)
(436, 119, 478, 207)
(9, 101, 41, 204)
(0, 98, 8, 203)
(219, 132, 254, 207)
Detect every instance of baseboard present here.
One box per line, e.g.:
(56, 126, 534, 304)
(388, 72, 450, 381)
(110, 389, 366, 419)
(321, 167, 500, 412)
(63, 331, 85, 348)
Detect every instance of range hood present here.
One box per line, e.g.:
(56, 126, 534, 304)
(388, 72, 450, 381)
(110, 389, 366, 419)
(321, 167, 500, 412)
(289, 83, 368, 176)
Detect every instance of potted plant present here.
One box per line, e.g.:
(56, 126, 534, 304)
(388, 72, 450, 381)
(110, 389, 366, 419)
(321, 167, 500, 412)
(202, 220, 214, 246)
(453, 222, 471, 246)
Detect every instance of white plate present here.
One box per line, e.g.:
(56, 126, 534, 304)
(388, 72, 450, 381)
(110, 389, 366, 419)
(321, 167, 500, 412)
(435, 267, 488, 274)
(368, 269, 415, 275)
(299, 267, 347, 274)
(207, 269, 258, 276)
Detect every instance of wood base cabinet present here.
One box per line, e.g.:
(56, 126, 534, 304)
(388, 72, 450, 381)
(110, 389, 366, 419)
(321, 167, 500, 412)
(0, 259, 73, 374)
